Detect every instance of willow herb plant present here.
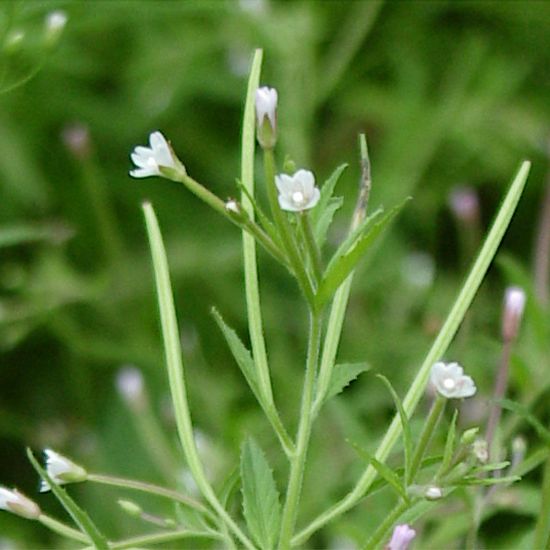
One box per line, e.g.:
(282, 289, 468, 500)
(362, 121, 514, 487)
(1, 49, 536, 549)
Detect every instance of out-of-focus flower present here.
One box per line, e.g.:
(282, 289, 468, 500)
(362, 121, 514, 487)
(39, 449, 87, 492)
(116, 365, 145, 410)
(448, 186, 479, 224)
(62, 123, 91, 160)
(44, 11, 67, 45)
(386, 524, 416, 550)
(255, 86, 278, 148)
(424, 485, 443, 500)
(472, 439, 489, 464)
(0, 488, 40, 519)
(502, 286, 526, 342)
(129, 131, 184, 179)
(430, 361, 476, 399)
(275, 169, 320, 212)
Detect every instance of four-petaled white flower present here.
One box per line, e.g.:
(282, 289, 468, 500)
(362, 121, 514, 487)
(386, 524, 416, 550)
(275, 169, 320, 212)
(40, 449, 87, 493)
(0, 487, 41, 519)
(130, 131, 181, 179)
(430, 361, 476, 399)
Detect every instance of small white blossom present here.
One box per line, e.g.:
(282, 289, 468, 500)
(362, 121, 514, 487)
(255, 86, 278, 148)
(386, 524, 416, 550)
(424, 485, 443, 500)
(255, 87, 277, 131)
(225, 199, 241, 215)
(0, 488, 40, 519)
(130, 131, 182, 179)
(472, 439, 489, 464)
(275, 169, 320, 212)
(502, 286, 526, 342)
(39, 449, 87, 492)
(430, 361, 476, 399)
(116, 365, 145, 408)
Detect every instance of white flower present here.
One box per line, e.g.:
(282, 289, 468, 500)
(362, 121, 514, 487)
(255, 86, 278, 148)
(502, 286, 526, 342)
(129, 131, 181, 178)
(39, 449, 87, 493)
(225, 199, 241, 215)
(430, 361, 476, 399)
(275, 169, 320, 212)
(255, 86, 278, 132)
(386, 524, 416, 550)
(0, 487, 40, 519)
(424, 485, 443, 500)
(116, 365, 145, 407)
(472, 439, 489, 464)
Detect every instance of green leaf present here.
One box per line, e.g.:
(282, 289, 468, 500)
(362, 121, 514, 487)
(240, 438, 281, 550)
(212, 308, 262, 403)
(350, 441, 409, 502)
(324, 362, 370, 402)
(311, 164, 348, 248)
(439, 409, 458, 476)
(457, 475, 520, 486)
(497, 398, 550, 446)
(470, 461, 510, 473)
(376, 375, 413, 485)
(26, 449, 109, 550)
(316, 199, 408, 307)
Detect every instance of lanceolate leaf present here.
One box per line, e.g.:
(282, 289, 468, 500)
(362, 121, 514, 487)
(316, 199, 409, 307)
(27, 449, 109, 550)
(240, 438, 281, 550)
(212, 308, 261, 403)
(315, 196, 344, 249)
(324, 362, 370, 402)
(350, 441, 409, 502)
(311, 164, 347, 226)
(376, 375, 412, 484)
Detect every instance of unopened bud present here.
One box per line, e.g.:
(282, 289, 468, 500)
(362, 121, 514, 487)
(511, 436, 527, 469)
(460, 427, 480, 446)
(0, 488, 41, 520)
(225, 199, 241, 216)
(62, 124, 91, 160)
(386, 523, 416, 550)
(502, 286, 526, 342)
(255, 86, 277, 149)
(472, 439, 489, 464)
(116, 366, 146, 411)
(118, 499, 142, 516)
(449, 186, 480, 224)
(424, 485, 443, 500)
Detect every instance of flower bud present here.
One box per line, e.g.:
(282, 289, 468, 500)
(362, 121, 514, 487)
(118, 499, 143, 517)
(502, 286, 526, 342)
(0, 488, 41, 520)
(255, 86, 277, 149)
(449, 186, 479, 224)
(472, 439, 489, 464)
(511, 436, 527, 469)
(39, 449, 87, 492)
(386, 524, 416, 550)
(424, 485, 443, 500)
(460, 427, 480, 446)
(225, 199, 242, 216)
(62, 123, 91, 160)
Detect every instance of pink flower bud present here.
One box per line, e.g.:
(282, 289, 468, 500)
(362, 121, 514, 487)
(502, 286, 526, 342)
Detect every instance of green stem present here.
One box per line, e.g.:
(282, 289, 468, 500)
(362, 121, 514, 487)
(87, 473, 214, 521)
(362, 499, 412, 550)
(533, 451, 550, 549)
(292, 161, 531, 546)
(38, 514, 89, 544)
(240, 49, 294, 457)
(144, 204, 255, 550)
(263, 148, 316, 306)
(299, 212, 323, 283)
(407, 396, 446, 485)
(278, 311, 323, 550)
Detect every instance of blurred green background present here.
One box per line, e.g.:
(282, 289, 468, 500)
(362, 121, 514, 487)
(1, 0, 549, 547)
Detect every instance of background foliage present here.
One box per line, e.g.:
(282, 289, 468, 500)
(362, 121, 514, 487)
(1, 0, 549, 547)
